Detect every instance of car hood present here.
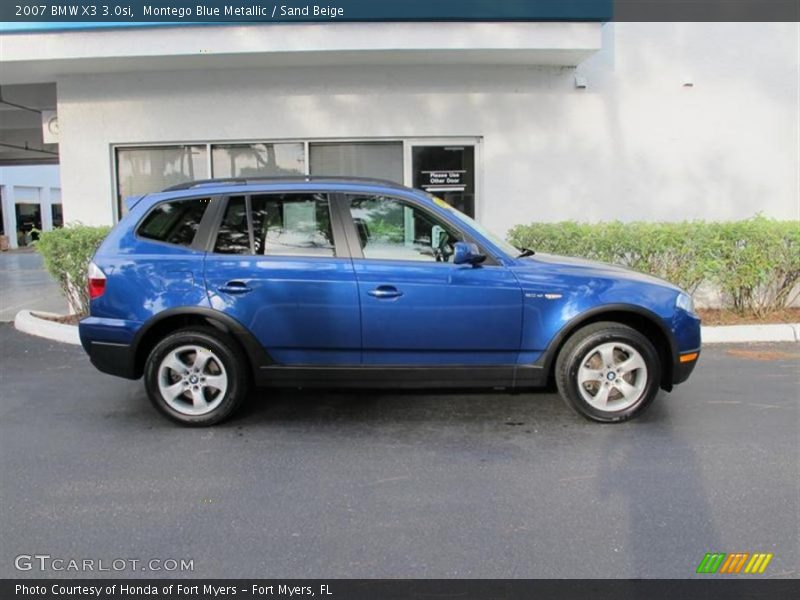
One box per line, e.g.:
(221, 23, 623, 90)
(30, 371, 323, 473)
(516, 252, 682, 292)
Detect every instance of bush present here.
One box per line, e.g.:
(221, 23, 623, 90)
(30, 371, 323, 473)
(712, 218, 800, 316)
(34, 224, 111, 316)
(508, 217, 800, 316)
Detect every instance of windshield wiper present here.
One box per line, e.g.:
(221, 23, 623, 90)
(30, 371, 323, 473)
(516, 247, 535, 258)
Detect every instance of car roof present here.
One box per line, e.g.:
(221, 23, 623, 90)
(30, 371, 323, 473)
(139, 176, 425, 206)
(161, 176, 410, 193)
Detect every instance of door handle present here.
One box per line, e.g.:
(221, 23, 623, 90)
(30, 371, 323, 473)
(218, 281, 252, 295)
(368, 285, 403, 299)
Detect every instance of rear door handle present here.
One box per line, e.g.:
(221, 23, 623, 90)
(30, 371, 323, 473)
(218, 281, 252, 295)
(368, 285, 403, 299)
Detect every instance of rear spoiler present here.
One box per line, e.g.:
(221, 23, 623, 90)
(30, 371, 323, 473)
(123, 195, 144, 212)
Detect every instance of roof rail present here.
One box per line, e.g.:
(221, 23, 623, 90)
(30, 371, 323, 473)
(161, 176, 410, 192)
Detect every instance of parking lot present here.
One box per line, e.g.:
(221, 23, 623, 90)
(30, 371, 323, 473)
(0, 251, 66, 322)
(0, 324, 797, 579)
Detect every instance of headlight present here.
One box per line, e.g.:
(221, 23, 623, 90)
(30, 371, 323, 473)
(676, 293, 695, 314)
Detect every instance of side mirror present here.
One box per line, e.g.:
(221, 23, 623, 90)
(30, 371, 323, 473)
(453, 242, 486, 266)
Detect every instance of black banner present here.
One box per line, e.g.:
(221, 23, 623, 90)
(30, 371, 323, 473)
(1, 0, 799, 25)
(4, 579, 800, 600)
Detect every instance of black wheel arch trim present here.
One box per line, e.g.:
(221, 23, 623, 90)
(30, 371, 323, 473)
(131, 306, 274, 377)
(535, 303, 679, 387)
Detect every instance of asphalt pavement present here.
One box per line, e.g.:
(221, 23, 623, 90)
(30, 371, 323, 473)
(0, 324, 797, 579)
(0, 251, 66, 321)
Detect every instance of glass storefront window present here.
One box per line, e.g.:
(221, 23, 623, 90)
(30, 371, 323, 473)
(310, 142, 403, 184)
(116, 145, 208, 216)
(51, 204, 63, 228)
(15, 203, 41, 246)
(113, 140, 479, 223)
(211, 143, 305, 179)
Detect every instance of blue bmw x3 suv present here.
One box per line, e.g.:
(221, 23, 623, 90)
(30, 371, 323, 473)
(79, 177, 701, 426)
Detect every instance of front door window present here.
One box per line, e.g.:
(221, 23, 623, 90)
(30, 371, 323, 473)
(348, 195, 462, 262)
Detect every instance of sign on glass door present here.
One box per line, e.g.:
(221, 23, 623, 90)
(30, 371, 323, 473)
(412, 145, 475, 217)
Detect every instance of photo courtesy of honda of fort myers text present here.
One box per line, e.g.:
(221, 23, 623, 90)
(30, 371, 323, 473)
(0, 1, 799, 600)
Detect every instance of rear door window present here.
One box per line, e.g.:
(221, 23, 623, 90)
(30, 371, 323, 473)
(214, 193, 336, 257)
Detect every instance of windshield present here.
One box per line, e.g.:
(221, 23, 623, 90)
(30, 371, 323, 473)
(426, 194, 520, 258)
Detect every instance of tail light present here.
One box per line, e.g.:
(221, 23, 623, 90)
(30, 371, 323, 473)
(88, 262, 107, 299)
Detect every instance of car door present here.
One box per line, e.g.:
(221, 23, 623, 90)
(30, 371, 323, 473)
(342, 193, 523, 366)
(203, 191, 360, 365)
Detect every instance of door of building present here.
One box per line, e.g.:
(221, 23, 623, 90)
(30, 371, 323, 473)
(409, 141, 478, 218)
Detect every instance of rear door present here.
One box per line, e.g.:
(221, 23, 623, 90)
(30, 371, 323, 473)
(203, 191, 361, 365)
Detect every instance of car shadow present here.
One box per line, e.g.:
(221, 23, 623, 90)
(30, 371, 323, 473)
(232, 386, 575, 429)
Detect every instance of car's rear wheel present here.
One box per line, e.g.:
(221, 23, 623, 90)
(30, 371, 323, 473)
(144, 327, 249, 426)
(555, 322, 661, 423)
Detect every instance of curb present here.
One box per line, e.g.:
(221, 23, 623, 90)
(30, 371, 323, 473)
(14, 309, 800, 347)
(701, 323, 799, 344)
(14, 310, 81, 345)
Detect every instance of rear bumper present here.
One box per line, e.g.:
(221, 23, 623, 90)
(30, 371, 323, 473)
(87, 341, 139, 379)
(79, 317, 140, 380)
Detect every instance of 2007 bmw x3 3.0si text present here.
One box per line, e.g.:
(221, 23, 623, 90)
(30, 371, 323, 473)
(79, 177, 701, 426)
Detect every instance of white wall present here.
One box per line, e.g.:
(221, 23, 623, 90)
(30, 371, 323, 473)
(55, 22, 799, 237)
(0, 165, 61, 248)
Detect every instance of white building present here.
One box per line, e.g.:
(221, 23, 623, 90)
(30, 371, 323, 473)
(0, 21, 797, 239)
(0, 165, 61, 248)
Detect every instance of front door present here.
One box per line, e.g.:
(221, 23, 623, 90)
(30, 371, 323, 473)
(204, 192, 360, 365)
(345, 193, 522, 366)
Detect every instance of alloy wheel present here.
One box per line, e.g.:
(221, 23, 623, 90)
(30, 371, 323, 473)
(157, 345, 229, 416)
(576, 341, 648, 412)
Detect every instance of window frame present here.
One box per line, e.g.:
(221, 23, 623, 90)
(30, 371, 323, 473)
(112, 137, 481, 223)
(134, 195, 217, 251)
(209, 192, 349, 259)
(335, 192, 498, 266)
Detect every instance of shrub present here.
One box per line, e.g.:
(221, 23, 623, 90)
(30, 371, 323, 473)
(34, 224, 111, 316)
(712, 217, 800, 316)
(508, 217, 800, 315)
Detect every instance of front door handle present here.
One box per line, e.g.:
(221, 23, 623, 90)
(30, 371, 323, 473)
(368, 285, 403, 299)
(218, 281, 252, 295)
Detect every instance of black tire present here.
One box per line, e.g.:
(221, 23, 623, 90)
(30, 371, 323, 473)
(555, 322, 661, 423)
(144, 326, 250, 426)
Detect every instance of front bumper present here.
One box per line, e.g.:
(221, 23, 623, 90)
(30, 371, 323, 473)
(668, 308, 702, 386)
(673, 350, 700, 385)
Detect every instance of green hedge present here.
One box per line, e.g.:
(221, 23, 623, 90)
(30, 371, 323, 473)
(508, 216, 800, 316)
(35, 224, 112, 316)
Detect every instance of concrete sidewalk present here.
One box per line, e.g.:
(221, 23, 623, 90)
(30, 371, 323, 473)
(0, 250, 67, 322)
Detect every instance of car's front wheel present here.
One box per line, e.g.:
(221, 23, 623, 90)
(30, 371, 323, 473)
(555, 322, 661, 423)
(144, 327, 249, 426)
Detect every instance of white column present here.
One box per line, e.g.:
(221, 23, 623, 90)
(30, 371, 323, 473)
(40, 186, 53, 232)
(2, 186, 18, 249)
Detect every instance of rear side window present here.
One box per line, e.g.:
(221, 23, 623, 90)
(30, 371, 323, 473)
(214, 193, 335, 257)
(137, 198, 209, 247)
